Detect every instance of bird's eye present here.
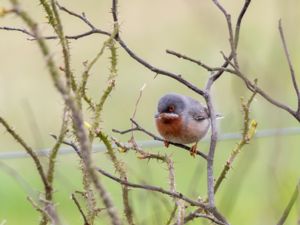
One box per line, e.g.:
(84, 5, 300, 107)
(168, 105, 175, 112)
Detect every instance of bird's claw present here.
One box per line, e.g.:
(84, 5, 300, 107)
(164, 140, 170, 148)
(190, 144, 197, 157)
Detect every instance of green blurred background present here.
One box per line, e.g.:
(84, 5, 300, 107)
(0, 0, 300, 224)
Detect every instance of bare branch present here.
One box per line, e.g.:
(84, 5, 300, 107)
(0, 117, 51, 196)
(56, 1, 95, 29)
(278, 20, 300, 111)
(220, 54, 298, 121)
(211, 0, 237, 68)
(0, 26, 32, 36)
(96, 167, 206, 208)
(192, 213, 227, 225)
(166, 49, 237, 75)
(71, 193, 90, 225)
(234, 0, 251, 48)
(276, 180, 300, 225)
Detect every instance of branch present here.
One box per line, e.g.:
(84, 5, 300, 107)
(56, 2, 95, 29)
(96, 167, 206, 208)
(191, 213, 227, 225)
(276, 180, 300, 225)
(278, 20, 300, 111)
(220, 54, 299, 121)
(165, 50, 236, 74)
(210, 0, 252, 83)
(112, 119, 208, 160)
(71, 193, 90, 225)
(96, 131, 135, 225)
(0, 117, 50, 196)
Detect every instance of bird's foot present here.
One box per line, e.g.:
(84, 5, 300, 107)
(164, 140, 170, 148)
(190, 144, 198, 157)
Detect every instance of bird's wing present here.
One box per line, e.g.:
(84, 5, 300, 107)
(185, 97, 209, 121)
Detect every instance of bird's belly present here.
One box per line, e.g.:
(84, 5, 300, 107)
(155, 116, 210, 144)
(180, 119, 210, 144)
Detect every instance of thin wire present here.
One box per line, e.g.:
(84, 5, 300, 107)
(0, 127, 299, 160)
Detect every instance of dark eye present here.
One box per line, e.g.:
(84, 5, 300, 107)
(168, 105, 175, 112)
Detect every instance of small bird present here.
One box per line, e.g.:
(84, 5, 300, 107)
(155, 93, 211, 156)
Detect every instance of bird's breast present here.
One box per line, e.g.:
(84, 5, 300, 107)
(155, 113, 184, 142)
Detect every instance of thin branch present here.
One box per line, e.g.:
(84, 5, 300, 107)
(276, 181, 300, 225)
(112, 119, 208, 160)
(165, 205, 178, 225)
(96, 131, 134, 225)
(47, 107, 68, 198)
(71, 193, 90, 225)
(211, 0, 238, 68)
(234, 0, 251, 48)
(278, 20, 300, 111)
(165, 49, 236, 74)
(56, 1, 95, 29)
(96, 167, 206, 208)
(210, 0, 252, 82)
(0, 26, 32, 36)
(203, 93, 217, 208)
(220, 54, 298, 121)
(192, 213, 227, 225)
(49, 0, 77, 91)
(0, 117, 50, 196)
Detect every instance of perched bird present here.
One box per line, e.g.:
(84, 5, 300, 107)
(155, 93, 211, 156)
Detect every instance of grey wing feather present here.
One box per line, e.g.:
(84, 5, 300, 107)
(185, 97, 209, 121)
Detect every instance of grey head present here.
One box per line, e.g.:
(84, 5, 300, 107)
(156, 93, 186, 116)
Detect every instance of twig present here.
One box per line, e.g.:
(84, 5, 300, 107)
(192, 213, 227, 225)
(0, 117, 51, 197)
(211, 0, 237, 67)
(234, 0, 251, 48)
(220, 53, 299, 121)
(96, 167, 206, 208)
(47, 107, 68, 198)
(165, 205, 178, 225)
(96, 131, 134, 225)
(210, 0, 252, 82)
(165, 49, 236, 74)
(130, 83, 147, 142)
(0, 26, 32, 36)
(112, 118, 208, 160)
(56, 2, 95, 29)
(278, 20, 300, 111)
(276, 181, 300, 225)
(214, 92, 257, 194)
(71, 193, 90, 225)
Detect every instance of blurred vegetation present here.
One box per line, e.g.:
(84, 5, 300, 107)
(0, 0, 299, 224)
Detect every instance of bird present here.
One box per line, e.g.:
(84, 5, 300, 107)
(155, 93, 211, 156)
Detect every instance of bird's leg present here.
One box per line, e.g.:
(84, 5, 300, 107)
(164, 140, 170, 148)
(190, 142, 198, 157)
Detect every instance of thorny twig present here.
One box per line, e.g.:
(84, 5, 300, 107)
(214, 91, 258, 194)
(112, 118, 208, 160)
